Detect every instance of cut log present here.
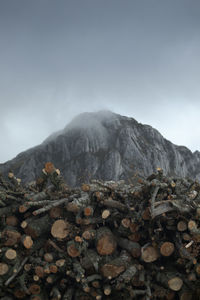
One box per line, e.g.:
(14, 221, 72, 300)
(51, 219, 70, 239)
(82, 229, 96, 240)
(6, 216, 18, 227)
(2, 229, 21, 246)
(101, 250, 131, 279)
(101, 260, 125, 279)
(121, 218, 130, 228)
(0, 263, 9, 275)
(35, 266, 44, 278)
(67, 241, 81, 257)
(21, 235, 33, 249)
(49, 207, 63, 219)
(84, 206, 94, 217)
(103, 285, 111, 295)
(44, 162, 55, 174)
(141, 244, 159, 262)
(101, 209, 110, 219)
(49, 264, 58, 274)
(168, 277, 183, 291)
(188, 220, 197, 232)
(44, 253, 54, 263)
(5, 249, 17, 260)
(160, 242, 175, 257)
(177, 221, 187, 232)
(18, 204, 28, 213)
(96, 227, 117, 256)
(29, 284, 41, 295)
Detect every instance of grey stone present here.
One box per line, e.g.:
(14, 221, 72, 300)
(1, 111, 200, 186)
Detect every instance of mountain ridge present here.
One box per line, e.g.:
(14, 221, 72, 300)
(1, 110, 200, 186)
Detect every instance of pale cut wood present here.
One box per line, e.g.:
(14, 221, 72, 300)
(0, 263, 9, 275)
(101, 209, 110, 219)
(51, 219, 69, 239)
(33, 275, 39, 281)
(5, 248, 17, 260)
(168, 277, 183, 291)
(103, 284, 111, 295)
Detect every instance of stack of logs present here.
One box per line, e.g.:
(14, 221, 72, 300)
(0, 163, 200, 299)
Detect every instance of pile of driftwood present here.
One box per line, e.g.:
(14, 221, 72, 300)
(0, 163, 200, 300)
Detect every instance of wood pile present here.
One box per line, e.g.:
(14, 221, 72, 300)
(0, 163, 200, 299)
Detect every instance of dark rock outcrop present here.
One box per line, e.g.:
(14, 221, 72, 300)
(1, 111, 200, 186)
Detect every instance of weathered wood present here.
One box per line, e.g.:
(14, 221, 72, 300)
(117, 237, 141, 258)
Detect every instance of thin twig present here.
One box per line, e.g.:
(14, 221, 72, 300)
(5, 257, 29, 286)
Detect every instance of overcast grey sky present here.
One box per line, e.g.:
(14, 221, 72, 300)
(0, 0, 200, 163)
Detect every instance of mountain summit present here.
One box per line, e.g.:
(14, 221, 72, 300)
(1, 111, 200, 186)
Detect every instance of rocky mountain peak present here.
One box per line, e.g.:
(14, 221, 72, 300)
(1, 111, 200, 186)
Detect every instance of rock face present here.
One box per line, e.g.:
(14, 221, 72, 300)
(1, 111, 200, 186)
